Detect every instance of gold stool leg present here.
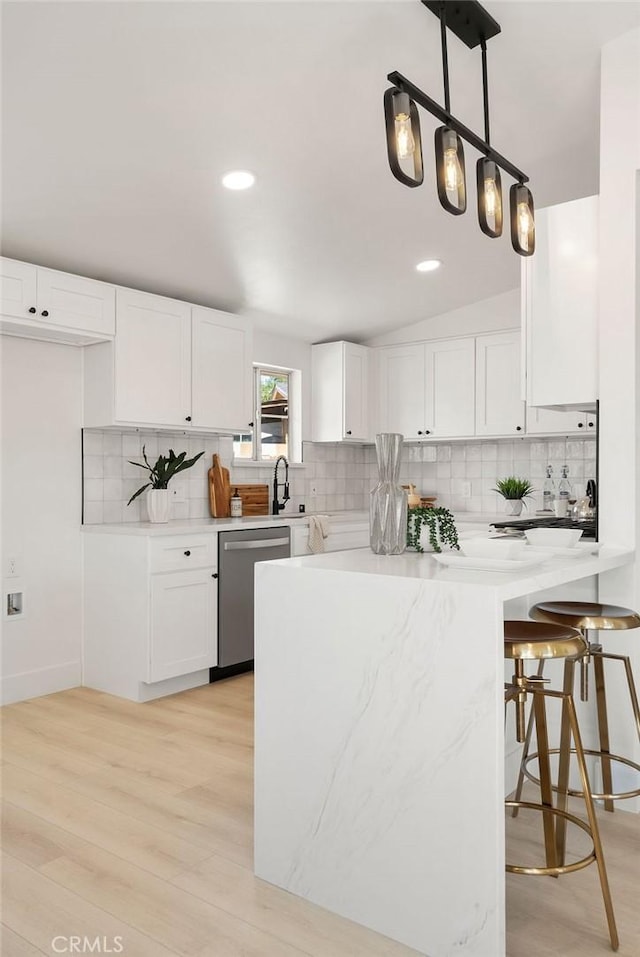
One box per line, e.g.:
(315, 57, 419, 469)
(532, 687, 558, 873)
(593, 650, 640, 742)
(511, 659, 544, 818)
(593, 652, 615, 813)
(555, 658, 577, 865)
(564, 691, 619, 951)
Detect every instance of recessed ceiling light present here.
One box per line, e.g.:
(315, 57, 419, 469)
(222, 170, 256, 190)
(416, 259, 442, 272)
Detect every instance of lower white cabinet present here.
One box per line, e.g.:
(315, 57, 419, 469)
(291, 521, 369, 556)
(84, 531, 217, 702)
(149, 568, 217, 682)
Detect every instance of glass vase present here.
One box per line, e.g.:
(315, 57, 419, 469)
(370, 433, 407, 555)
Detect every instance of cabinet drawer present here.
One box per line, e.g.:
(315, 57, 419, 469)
(149, 535, 216, 572)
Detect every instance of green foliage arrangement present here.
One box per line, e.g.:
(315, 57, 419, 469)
(407, 506, 460, 553)
(492, 476, 535, 503)
(127, 446, 205, 505)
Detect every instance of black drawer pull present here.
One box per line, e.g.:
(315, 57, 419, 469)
(41, 310, 49, 317)
(211, 573, 218, 579)
(28, 306, 36, 314)
(184, 550, 191, 556)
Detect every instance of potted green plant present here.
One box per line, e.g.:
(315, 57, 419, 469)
(127, 446, 205, 523)
(492, 476, 535, 516)
(407, 506, 460, 553)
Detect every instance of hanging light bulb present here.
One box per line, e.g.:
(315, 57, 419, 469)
(476, 158, 503, 238)
(509, 183, 535, 256)
(434, 127, 466, 215)
(384, 88, 423, 187)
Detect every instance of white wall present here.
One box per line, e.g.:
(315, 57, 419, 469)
(0, 336, 83, 703)
(364, 289, 519, 348)
(597, 27, 640, 805)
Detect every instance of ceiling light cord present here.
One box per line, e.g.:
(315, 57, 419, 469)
(480, 37, 490, 146)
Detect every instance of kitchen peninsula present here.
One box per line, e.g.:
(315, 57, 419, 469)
(254, 544, 634, 957)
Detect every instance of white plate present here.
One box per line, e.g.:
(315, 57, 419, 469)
(431, 553, 548, 573)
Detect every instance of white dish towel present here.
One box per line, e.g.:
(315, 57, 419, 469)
(307, 515, 330, 553)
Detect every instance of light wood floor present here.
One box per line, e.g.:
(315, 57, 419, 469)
(1, 676, 638, 957)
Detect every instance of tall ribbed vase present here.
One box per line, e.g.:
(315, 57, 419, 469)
(370, 433, 407, 555)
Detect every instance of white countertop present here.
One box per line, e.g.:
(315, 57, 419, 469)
(269, 544, 634, 600)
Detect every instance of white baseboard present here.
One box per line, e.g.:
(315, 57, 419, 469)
(0, 660, 81, 705)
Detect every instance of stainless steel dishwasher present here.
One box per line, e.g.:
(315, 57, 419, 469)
(211, 526, 291, 679)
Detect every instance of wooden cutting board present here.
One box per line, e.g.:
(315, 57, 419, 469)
(231, 484, 270, 516)
(208, 454, 231, 518)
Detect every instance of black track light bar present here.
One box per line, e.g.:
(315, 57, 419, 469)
(387, 70, 529, 185)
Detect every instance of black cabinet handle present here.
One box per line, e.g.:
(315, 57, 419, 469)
(578, 422, 584, 428)
(184, 550, 191, 556)
(516, 425, 522, 431)
(185, 415, 192, 422)
(41, 310, 49, 317)
(211, 572, 218, 579)
(346, 430, 352, 435)
(28, 306, 36, 314)
(425, 429, 431, 435)
(588, 421, 594, 428)
(417, 430, 423, 436)
(248, 421, 254, 427)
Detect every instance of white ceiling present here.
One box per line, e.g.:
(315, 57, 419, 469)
(2, 1, 639, 342)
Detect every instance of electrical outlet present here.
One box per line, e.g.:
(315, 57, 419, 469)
(7, 557, 18, 578)
(170, 482, 187, 504)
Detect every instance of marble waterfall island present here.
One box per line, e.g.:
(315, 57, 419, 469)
(254, 545, 634, 957)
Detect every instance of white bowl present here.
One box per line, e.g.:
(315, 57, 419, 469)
(524, 528, 583, 548)
(461, 538, 527, 560)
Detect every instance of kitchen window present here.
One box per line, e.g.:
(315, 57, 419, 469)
(234, 367, 295, 462)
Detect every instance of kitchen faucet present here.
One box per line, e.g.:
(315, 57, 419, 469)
(272, 456, 290, 515)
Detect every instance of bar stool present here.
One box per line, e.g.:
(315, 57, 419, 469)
(526, 602, 640, 811)
(504, 620, 618, 952)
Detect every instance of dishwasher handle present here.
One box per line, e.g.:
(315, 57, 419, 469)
(222, 537, 290, 551)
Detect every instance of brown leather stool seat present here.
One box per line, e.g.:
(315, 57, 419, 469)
(504, 619, 618, 951)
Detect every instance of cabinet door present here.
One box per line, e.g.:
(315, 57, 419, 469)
(191, 307, 252, 431)
(425, 338, 475, 437)
(0, 258, 37, 319)
(149, 568, 217, 682)
(526, 407, 596, 435)
(524, 195, 598, 409)
(475, 332, 525, 437)
(343, 343, 368, 441)
(377, 343, 426, 439)
(114, 288, 191, 426)
(37, 268, 115, 336)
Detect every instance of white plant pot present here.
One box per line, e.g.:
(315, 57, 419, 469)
(504, 499, 524, 517)
(147, 488, 170, 523)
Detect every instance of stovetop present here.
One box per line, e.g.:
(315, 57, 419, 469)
(490, 516, 597, 539)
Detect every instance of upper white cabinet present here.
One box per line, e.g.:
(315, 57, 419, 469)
(475, 332, 525, 437)
(84, 289, 253, 432)
(378, 338, 475, 439)
(526, 407, 596, 435)
(312, 341, 370, 442)
(192, 307, 253, 432)
(523, 195, 598, 410)
(425, 338, 475, 438)
(0, 257, 115, 344)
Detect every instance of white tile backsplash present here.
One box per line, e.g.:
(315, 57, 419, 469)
(82, 430, 597, 524)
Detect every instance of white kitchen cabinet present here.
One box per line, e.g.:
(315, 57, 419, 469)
(475, 331, 525, 437)
(0, 256, 115, 345)
(84, 531, 218, 702)
(114, 288, 192, 427)
(149, 567, 217, 682)
(291, 520, 369, 556)
(312, 341, 370, 442)
(84, 291, 253, 432)
(192, 307, 253, 432)
(523, 195, 598, 410)
(425, 337, 475, 438)
(378, 343, 427, 439)
(526, 406, 597, 435)
(378, 338, 475, 439)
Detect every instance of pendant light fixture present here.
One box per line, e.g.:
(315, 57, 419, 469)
(384, 88, 424, 187)
(384, 1, 534, 256)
